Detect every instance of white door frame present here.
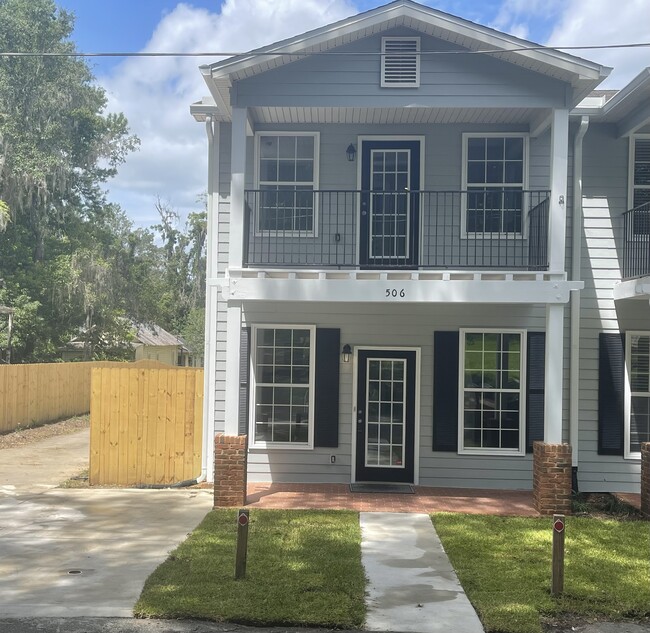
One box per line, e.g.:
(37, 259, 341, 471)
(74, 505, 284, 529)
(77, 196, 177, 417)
(350, 345, 421, 484)
(355, 135, 426, 267)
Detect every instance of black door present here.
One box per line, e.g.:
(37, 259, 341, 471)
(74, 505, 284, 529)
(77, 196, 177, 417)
(360, 140, 420, 268)
(355, 349, 416, 483)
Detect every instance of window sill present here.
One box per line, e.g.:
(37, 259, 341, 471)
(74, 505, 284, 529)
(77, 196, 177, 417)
(458, 448, 526, 457)
(249, 442, 314, 451)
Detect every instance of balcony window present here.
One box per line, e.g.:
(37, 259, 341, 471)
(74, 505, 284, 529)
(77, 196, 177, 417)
(629, 137, 650, 236)
(256, 133, 319, 234)
(463, 134, 528, 235)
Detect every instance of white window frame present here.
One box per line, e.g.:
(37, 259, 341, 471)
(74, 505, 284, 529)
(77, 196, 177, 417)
(381, 36, 420, 88)
(457, 328, 527, 457)
(254, 131, 320, 237)
(628, 134, 650, 211)
(249, 324, 316, 450)
(461, 133, 530, 238)
(624, 330, 650, 460)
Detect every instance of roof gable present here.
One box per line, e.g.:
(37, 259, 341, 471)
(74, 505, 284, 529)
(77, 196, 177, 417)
(199, 0, 609, 118)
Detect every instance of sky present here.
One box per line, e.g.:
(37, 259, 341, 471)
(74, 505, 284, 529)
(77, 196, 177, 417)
(53, 0, 650, 227)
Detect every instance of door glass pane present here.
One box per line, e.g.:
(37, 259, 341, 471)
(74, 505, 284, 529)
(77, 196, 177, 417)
(365, 358, 407, 468)
(369, 149, 410, 260)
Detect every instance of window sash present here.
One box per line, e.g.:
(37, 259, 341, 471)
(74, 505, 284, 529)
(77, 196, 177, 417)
(255, 133, 318, 235)
(626, 332, 650, 457)
(462, 135, 528, 236)
(459, 329, 525, 455)
(251, 325, 315, 448)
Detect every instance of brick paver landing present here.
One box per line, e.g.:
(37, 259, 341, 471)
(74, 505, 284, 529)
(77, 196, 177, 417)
(246, 483, 539, 516)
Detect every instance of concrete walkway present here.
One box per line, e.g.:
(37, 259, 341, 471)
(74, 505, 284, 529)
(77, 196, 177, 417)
(360, 512, 483, 633)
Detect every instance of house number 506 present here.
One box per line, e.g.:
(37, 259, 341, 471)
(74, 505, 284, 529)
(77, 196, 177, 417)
(385, 289, 406, 298)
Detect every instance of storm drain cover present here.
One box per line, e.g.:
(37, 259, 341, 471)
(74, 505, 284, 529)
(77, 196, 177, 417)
(349, 483, 414, 494)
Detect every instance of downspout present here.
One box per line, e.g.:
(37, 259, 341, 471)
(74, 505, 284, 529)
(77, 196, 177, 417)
(570, 115, 589, 493)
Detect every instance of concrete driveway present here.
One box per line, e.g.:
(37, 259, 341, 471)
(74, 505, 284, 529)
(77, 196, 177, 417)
(0, 430, 213, 618)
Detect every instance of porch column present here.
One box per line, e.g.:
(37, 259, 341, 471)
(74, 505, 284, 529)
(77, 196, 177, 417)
(544, 303, 564, 444)
(203, 117, 220, 481)
(229, 106, 248, 269)
(223, 107, 248, 437)
(548, 108, 569, 272)
(224, 303, 242, 436)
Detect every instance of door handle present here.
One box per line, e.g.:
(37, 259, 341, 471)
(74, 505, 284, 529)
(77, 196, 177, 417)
(357, 410, 364, 427)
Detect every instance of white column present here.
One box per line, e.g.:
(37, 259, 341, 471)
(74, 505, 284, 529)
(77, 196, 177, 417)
(544, 303, 564, 444)
(224, 303, 242, 436)
(548, 108, 569, 273)
(222, 108, 248, 438)
(229, 107, 248, 269)
(202, 118, 220, 481)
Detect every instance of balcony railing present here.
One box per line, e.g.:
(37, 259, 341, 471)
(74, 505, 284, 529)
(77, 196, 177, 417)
(622, 202, 650, 279)
(243, 190, 550, 271)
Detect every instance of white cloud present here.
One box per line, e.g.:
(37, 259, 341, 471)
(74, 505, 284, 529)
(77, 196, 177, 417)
(101, 0, 356, 226)
(546, 0, 650, 88)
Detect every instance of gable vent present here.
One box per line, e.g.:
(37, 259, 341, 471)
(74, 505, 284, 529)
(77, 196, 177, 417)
(381, 37, 420, 88)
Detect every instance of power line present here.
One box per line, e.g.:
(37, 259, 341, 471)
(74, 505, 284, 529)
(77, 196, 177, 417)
(0, 41, 650, 58)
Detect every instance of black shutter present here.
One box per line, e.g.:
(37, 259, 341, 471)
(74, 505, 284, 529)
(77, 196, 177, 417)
(598, 332, 625, 456)
(433, 331, 459, 452)
(526, 332, 546, 452)
(238, 327, 251, 436)
(314, 328, 340, 448)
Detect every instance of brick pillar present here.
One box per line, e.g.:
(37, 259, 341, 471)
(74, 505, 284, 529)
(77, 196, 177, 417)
(533, 441, 572, 516)
(641, 443, 650, 517)
(214, 434, 248, 508)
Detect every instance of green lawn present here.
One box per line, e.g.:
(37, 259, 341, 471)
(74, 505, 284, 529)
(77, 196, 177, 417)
(134, 509, 366, 628)
(433, 513, 650, 633)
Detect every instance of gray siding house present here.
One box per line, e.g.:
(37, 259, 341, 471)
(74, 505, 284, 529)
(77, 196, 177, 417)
(191, 0, 650, 494)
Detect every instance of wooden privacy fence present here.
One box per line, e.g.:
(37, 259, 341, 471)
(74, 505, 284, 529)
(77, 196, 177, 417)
(89, 367, 204, 486)
(0, 360, 171, 434)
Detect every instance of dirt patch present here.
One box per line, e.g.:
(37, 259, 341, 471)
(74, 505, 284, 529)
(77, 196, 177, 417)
(0, 415, 89, 450)
(572, 492, 644, 521)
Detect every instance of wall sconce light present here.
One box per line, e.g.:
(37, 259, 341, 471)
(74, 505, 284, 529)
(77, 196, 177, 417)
(342, 344, 352, 363)
(346, 144, 357, 162)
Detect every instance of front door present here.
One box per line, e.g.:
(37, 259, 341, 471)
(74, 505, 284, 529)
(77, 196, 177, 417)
(355, 349, 416, 483)
(360, 140, 420, 268)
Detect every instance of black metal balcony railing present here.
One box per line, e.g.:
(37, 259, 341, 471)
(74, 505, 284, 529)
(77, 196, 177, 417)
(243, 190, 550, 271)
(622, 202, 650, 279)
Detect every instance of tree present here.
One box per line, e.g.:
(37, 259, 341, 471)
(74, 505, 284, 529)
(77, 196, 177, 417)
(0, 0, 140, 362)
(0, 0, 139, 260)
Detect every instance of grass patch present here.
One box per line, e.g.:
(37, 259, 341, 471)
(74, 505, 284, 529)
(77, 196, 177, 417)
(59, 468, 89, 488)
(135, 509, 365, 628)
(433, 514, 650, 633)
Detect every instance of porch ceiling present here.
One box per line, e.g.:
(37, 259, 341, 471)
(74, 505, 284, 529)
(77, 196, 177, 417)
(250, 106, 540, 126)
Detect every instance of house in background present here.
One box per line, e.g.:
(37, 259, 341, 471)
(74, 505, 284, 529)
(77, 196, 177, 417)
(133, 323, 196, 366)
(191, 0, 650, 513)
(61, 322, 201, 366)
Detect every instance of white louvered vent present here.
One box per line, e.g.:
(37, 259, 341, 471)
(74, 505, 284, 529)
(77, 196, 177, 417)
(381, 37, 420, 88)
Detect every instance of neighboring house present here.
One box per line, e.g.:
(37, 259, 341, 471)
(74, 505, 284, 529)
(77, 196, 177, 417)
(191, 0, 650, 495)
(61, 322, 197, 366)
(133, 323, 194, 366)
